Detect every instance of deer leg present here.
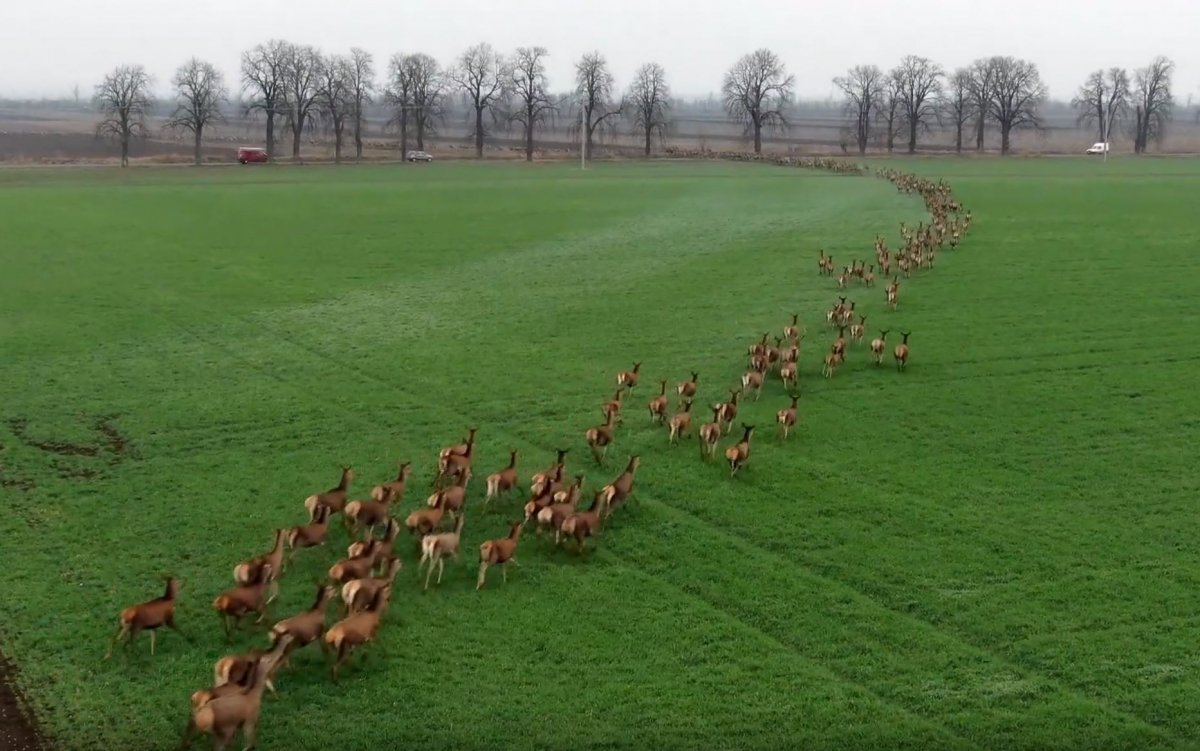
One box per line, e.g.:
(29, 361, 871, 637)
(436, 558, 445, 585)
(242, 717, 259, 751)
(149, 629, 157, 656)
(476, 562, 489, 590)
(127, 625, 142, 653)
(423, 558, 435, 591)
(178, 717, 197, 751)
(104, 623, 129, 660)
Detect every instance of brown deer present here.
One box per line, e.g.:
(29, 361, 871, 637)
(561, 491, 608, 554)
(863, 264, 876, 287)
(837, 266, 849, 289)
(698, 405, 722, 461)
(600, 389, 625, 424)
(286, 506, 331, 562)
(374, 461, 412, 505)
(724, 424, 755, 477)
(717, 389, 740, 434)
(530, 448, 568, 495)
(477, 521, 524, 590)
(522, 480, 559, 525)
(438, 427, 478, 468)
(234, 529, 286, 585)
(839, 301, 856, 327)
(427, 474, 467, 518)
(779, 360, 797, 391)
(601, 455, 640, 518)
(484, 449, 519, 509)
(747, 332, 769, 360)
(668, 400, 694, 445)
(832, 327, 847, 358)
(434, 429, 475, 490)
(268, 583, 336, 662)
(104, 576, 185, 659)
(213, 565, 276, 641)
(741, 364, 765, 402)
(647, 380, 670, 424)
(776, 394, 800, 439)
(304, 466, 354, 522)
(850, 315, 866, 344)
(894, 331, 911, 371)
(822, 348, 843, 378)
(783, 314, 801, 341)
(676, 371, 699, 403)
(585, 410, 618, 464)
(327, 545, 386, 585)
(180, 634, 292, 751)
(344, 485, 397, 540)
(616, 361, 642, 389)
(537, 486, 583, 545)
(418, 512, 466, 591)
(870, 329, 889, 365)
(324, 584, 392, 681)
(347, 519, 399, 565)
(405, 491, 447, 536)
(341, 557, 403, 613)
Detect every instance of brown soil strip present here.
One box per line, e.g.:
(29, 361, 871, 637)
(0, 652, 46, 751)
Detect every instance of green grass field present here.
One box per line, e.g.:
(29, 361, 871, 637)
(2, 157, 1199, 751)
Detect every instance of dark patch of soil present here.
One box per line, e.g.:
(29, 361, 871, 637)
(7, 417, 99, 457)
(0, 652, 46, 751)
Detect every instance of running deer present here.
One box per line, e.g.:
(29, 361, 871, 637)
(698, 405, 723, 461)
(324, 584, 392, 681)
(522, 480, 559, 525)
(213, 565, 277, 641)
(327, 544, 386, 585)
(839, 301, 856, 327)
(601, 389, 625, 424)
(418, 512, 466, 591)
(837, 266, 849, 289)
(777, 394, 800, 439)
(427, 474, 467, 517)
(747, 332, 769, 360)
(561, 491, 608, 554)
(894, 331, 911, 371)
(286, 506, 331, 562)
(717, 389, 740, 434)
(784, 314, 801, 341)
(850, 315, 866, 344)
(601, 455, 640, 518)
(647, 380, 670, 424)
(885, 277, 899, 311)
(347, 520, 399, 565)
(741, 362, 766, 402)
(616, 361, 642, 389)
(822, 348, 843, 378)
(668, 400, 694, 445)
(234, 529, 286, 587)
(344, 485, 397, 540)
(405, 493, 446, 537)
(781, 341, 800, 364)
(374, 461, 412, 504)
(832, 327, 847, 358)
(434, 429, 476, 490)
(530, 449, 568, 496)
(780, 361, 797, 391)
(438, 427, 478, 468)
(724, 424, 755, 477)
(341, 557, 403, 613)
(180, 634, 292, 751)
(484, 449, 519, 509)
(586, 410, 618, 464)
(870, 329, 889, 365)
(676, 371, 699, 402)
(104, 576, 185, 659)
(537, 484, 583, 544)
(304, 466, 354, 521)
(269, 583, 335, 661)
(863, 264, 876, 287)
(477, 521, 524, 590)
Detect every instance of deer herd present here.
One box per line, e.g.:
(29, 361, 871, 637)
(101, 160, 970, 751)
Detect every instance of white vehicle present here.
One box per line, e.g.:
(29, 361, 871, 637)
(1085, 142, 1110, 155)
(407, 150, 434, 162)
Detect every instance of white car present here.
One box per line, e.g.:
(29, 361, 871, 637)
(1085, 142, 1110, 155)
(407, 150, 433, 162)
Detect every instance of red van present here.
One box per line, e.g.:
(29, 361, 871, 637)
(237, 147, 269, 164)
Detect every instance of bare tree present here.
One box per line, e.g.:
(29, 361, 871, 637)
(986, 56, 1047, 155)
(405, 53, 443, 150)
(94, 64, 153, 168)
(967, 57, 997, 151)
(722, 49, 793, 154)
(452, 43, 506, 158)
(166, 58, 227, 165)
(876, 72, 902, 153)
(891, 55, 943, 154)
(281, 43, 322, 160)
(833, 64, 882, 155)
(241, 40, 289, 158)
(575, 52, 623, 160)
(508, 46, 554, 162)
(1072, 68, 1130, 145)
(943, 68, 972, 154)
(385, 54, 415, 159)
(347, 48, 375, 160)
(1132, 57, 1174, 154)
(627, 63, 671, 156)
(316, 54, 353, 163)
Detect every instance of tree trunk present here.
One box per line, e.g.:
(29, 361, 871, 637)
(908, 119, 918, 154)
(334, 123, 342, 164)
(644, 126, 652, 157)
(354, 113, 363, 160)
(266, 112, 276, 158)
(474, 106, 485, 159)
(120, 133, 129, 168)
(194, 125, 203, 166)
(1134, 107, 1145, 154)
(1000, 124, 1011, 155)
(400, 114, 408, 160)
(886, 124, 895, 153)
(954, 123, 962, 154)
(416, 119, 425, 150)
(752, 118, 762, 155)
(292, 117, 302, 161)
(974, 116, 985, 151)
(525, 115, 534, 162)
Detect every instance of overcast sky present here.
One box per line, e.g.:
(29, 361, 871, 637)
(0, 0, 1196, 102)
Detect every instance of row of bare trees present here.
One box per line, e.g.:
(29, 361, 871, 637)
(1071, 57, 1175, 153)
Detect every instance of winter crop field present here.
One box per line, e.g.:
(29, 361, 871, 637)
(1, 157, 1199, 750)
